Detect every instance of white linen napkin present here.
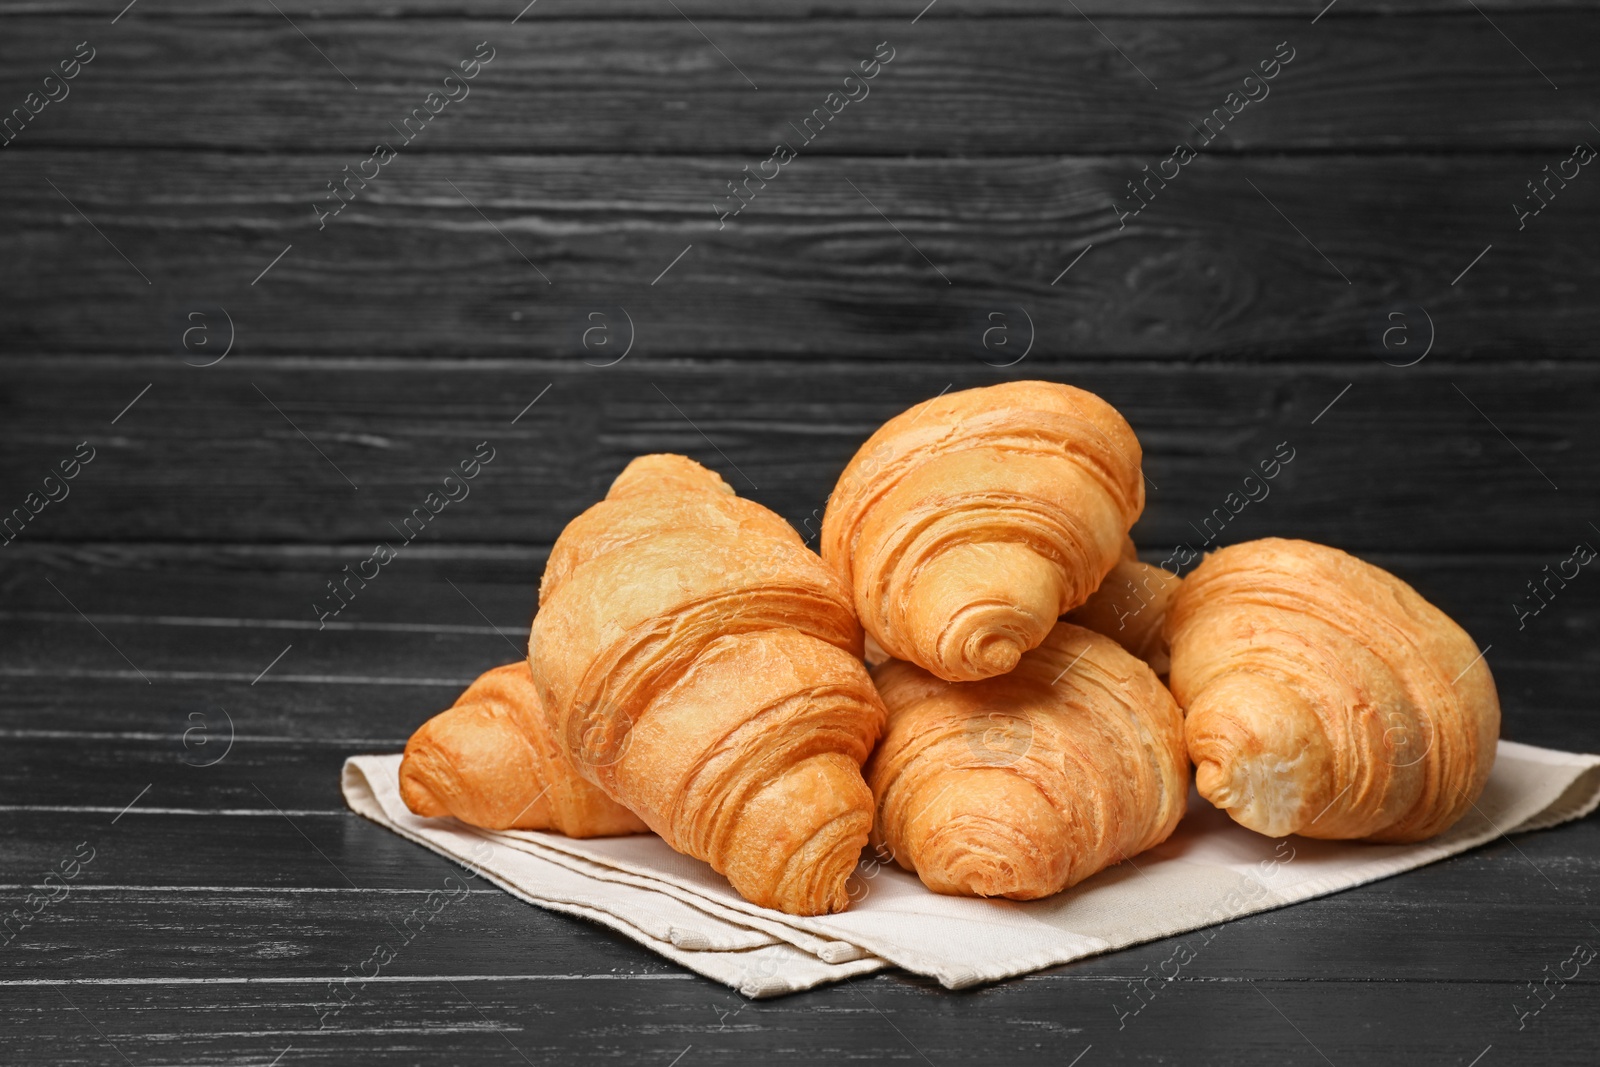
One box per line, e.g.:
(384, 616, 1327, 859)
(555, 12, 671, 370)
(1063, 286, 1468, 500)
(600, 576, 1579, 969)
(342, 739, 1600, 998)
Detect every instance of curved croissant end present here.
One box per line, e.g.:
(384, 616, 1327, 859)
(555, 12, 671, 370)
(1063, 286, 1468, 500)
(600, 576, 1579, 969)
(866, 622, 1188, 900)
(1165, 538, 1501, 843)
(821, 381, 1145, 682)
(399, 662, 648, 837)
(530, 454, 886, 916)
(1066, 539, 1183, 676)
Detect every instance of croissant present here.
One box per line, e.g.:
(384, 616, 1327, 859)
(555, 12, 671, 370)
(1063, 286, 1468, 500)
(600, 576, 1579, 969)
(1065, 538, 1182, 675)
(528, 454, 887, 916)
(399, 662, 648, 836)
(821, 381, 1145, 682)
(865, 622, 1188, 900)
(1166, 538, 1500, 842)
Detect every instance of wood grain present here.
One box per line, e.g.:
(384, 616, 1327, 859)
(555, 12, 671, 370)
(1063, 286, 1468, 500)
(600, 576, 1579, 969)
(0, 16, 1592, 153)
(3, 0, 1596, 17)
(5, 973, 1593, 1067)
(0, 360, 1590, 550)
(1, 821, 1594, 978)
(3, 152, 1595, 360)
(0, 824, 1594, 1065)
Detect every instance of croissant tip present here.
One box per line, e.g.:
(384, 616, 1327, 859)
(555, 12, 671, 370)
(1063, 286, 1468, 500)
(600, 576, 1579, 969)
(1194, 753, 1312, 839)
(971, 634, 1023, 677)
(397, 753, 449, 818)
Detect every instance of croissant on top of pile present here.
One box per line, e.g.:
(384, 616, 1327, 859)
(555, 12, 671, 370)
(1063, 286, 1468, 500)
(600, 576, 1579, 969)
(399, 381, 1501, 915)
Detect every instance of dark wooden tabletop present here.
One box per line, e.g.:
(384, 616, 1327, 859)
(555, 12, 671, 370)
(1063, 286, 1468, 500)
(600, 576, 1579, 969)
(3, 1, 1598, 1063)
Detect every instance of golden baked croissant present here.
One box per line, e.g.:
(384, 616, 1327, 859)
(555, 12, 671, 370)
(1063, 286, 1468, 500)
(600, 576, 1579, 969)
(1166, 538, 1500, 842)
(399, 662, 648, 836)
(865, 622, 1188, 900)
(529, 454, 887, 916)
(821, 381, 1145, 682)
(1065, 538, 1182, 675)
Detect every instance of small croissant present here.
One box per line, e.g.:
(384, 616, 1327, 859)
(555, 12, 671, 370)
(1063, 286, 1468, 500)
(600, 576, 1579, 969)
(866, 622, 1188, 900)
(821, 381, 1145, 682)
(529, 454, 887, 915)
(1166, 538, 1500, 842)
(1065, 538, 1182, 675)
(400, 662, 648, 836)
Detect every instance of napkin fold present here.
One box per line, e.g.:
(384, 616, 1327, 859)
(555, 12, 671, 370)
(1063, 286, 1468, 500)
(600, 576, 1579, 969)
(343, 739, 1600, 998)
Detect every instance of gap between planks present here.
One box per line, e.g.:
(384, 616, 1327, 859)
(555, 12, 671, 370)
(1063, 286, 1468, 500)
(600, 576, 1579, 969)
(5, 8, 1589, 21)
(0, 669, 472, 687)
(0, 973, 1576, 990)
(0, 611, 517, 636)
(0, 548, 1579, 569)
(0, 885, 502, 893)
(0, 973, 693, 987)
(0, 729, 409, 747)
(0, 805, 350, 817)
(2, 145, 1593, 159)
(3, 355, 1594, 373)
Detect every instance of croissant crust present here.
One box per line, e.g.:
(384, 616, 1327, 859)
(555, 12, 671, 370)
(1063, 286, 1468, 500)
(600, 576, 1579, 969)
(529, 454, 886, 915)
(821, 381, 1145, 682)
(1165, 538, 1500, 843)
(399, 662, 648, 837)
(866, 622, 1188, 900)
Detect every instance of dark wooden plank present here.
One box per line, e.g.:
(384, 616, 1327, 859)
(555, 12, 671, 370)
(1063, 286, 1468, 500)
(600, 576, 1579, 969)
(5, 975, 1596, 1067)
(2, 0, 1595, 17)
(0, 675, 464, 753)
(9, 975, 1597, 1067)
(0, 859, 1595, 1065)
(0, 885, 687, 980)
(11, 858, 1585, 988)
(0, 808, 1595, 980)
(0, 361, 1592, 551)
(0, 614, 520, 696)
(0, 810, 494, 890)
(0, 739, 370, 811)
(0, 16, 1592, 153)
(3, 152, 1593, 359)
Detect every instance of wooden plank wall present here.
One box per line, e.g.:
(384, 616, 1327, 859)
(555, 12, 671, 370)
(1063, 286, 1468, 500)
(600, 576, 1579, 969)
(1, 0, 1597, 1063)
